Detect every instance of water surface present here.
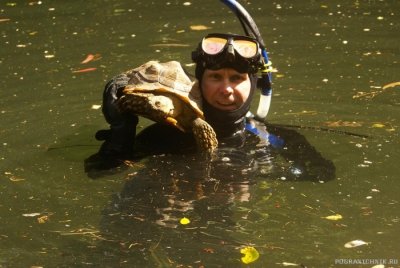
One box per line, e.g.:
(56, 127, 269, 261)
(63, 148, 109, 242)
(1, 0, 399, 267)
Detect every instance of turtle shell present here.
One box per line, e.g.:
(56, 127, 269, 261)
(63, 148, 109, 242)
(122, 61, 204, 119)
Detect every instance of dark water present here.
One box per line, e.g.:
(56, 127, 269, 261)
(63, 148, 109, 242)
(1, 0, 399, 267)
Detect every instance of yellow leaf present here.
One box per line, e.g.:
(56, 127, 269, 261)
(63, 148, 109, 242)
(372, 123, 386, 128)
(180, 217, 190, 225)
(240, 247, 259, 264)
(382, 81, 400, 90)
(91, 104, 101, 110)
(190, 25, 212, 31)
(10, 177, 25, 182)
(323, 214, 343, 220)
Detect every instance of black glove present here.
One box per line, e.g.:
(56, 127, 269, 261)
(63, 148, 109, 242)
(96, 73, 139, 158)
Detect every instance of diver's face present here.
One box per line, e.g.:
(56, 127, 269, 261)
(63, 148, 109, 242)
(201, 68, 251, 111)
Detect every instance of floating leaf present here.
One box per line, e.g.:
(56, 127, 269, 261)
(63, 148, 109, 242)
(382, 81, 400, 90)
(180, 217, 190, 225)
(72, 67, 96, 73)
(371, 123, 387, 128)
(91, 104, 101, 110)
(190, 25, 212, 31)
(81, 54, 94, 64)
(344, 239, 368, 248)
(284, 110, 317, 116)
(240, 247, 259, 264)
(22, 213, 41, 217)
(323, 214, 342, 220)
(325, 120, 363, 127)
(79, 53, 101, 63)
(149, 44, 189, 47)
(37, 215, 50, 223)
(10, 177, 25, 182)
(29, 1, 42, 6)
(280, 262, 300, 266)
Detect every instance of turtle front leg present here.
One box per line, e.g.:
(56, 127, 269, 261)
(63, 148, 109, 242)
(192, 118, 218, 153)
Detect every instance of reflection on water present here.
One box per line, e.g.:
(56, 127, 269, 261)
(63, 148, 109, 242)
(1, 0, 399, 267)
(80, 124, 336, 266)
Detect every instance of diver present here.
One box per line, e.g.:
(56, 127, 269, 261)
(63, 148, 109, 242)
(88, 0, 335, 183)
(95, 32, 263, 157)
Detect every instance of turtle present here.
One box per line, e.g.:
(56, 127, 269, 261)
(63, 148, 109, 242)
(116, 61, 218, 153)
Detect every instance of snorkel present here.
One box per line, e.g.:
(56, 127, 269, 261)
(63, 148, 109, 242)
(220, 0, 273, 121)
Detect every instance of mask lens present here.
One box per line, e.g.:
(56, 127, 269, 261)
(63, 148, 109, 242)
(202, 37, 228, 55)
(233, 40, 258, 58)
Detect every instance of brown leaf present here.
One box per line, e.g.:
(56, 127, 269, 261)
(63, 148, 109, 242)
(81, 54, 94, 64)
(72, 68, 97, 73)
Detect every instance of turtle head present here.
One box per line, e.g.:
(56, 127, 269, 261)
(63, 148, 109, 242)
(147, 95, 181, 120)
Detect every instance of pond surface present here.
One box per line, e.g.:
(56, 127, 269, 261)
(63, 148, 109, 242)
(1, 0, 399, 267)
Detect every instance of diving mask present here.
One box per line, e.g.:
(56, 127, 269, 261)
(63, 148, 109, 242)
(192, 33, 264, 73)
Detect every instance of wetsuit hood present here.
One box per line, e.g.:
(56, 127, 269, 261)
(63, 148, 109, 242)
(195, 63, 258, 139)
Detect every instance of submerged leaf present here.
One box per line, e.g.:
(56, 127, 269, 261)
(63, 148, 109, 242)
(344, 240, 368, 248)
(323, 214, 343, 220)
(240, 247, 259, 264)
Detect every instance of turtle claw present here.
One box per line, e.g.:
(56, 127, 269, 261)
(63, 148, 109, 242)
(165, 117, 178, 125)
